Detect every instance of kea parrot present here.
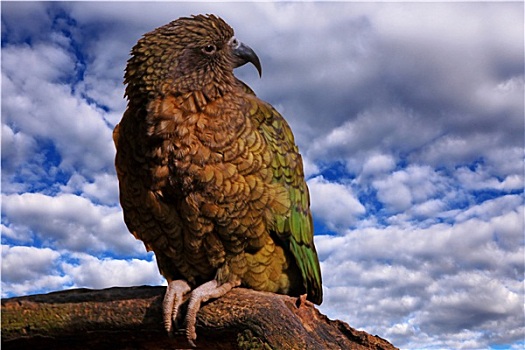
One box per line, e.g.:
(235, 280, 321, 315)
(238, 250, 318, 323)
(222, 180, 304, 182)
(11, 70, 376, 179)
(114, 14, 322, 345)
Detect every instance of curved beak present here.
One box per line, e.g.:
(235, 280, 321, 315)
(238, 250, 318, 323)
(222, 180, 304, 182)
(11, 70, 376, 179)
(232, 42, 262, 77)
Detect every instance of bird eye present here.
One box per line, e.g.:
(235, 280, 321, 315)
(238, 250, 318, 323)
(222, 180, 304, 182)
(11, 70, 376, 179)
(202, 44, 217, 55)
(229, 37, 241, 49)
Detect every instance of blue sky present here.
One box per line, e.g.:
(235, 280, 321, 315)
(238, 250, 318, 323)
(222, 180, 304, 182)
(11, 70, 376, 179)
(1, 2, 524, 349)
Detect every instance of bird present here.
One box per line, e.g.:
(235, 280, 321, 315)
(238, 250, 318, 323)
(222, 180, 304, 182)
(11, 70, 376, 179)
(113, 14, 322, 345)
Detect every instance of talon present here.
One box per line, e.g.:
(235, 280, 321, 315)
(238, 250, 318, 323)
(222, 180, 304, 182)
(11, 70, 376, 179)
(184, 279, 239, 345)
(162, 280, 191, 334)
(296, 293, 313, 308)
(187, 337, 197, 348)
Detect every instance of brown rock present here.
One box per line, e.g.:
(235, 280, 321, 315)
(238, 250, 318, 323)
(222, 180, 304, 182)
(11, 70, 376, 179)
(1, 286, 398, 350)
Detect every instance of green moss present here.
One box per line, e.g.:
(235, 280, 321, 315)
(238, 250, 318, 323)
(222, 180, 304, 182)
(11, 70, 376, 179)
(236, 329, 273, 350)
(2, 304, 74, 339)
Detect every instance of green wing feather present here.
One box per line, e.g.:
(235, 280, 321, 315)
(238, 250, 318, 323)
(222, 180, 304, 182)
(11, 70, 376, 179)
(249, 98, 323, 305)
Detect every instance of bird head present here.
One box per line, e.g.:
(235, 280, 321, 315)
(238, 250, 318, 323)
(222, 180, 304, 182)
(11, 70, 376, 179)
(125, 14, 261, 103)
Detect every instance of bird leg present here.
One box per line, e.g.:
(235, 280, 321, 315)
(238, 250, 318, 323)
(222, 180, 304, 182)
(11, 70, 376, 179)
(163, 279, 191, 334)
(185, 278, 241, 347)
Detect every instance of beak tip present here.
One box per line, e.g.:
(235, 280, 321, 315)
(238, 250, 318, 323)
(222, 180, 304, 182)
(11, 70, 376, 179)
(233, 42, 263, 78)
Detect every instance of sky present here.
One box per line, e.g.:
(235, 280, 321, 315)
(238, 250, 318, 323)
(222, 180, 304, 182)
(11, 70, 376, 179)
(1, 1, 524, 349)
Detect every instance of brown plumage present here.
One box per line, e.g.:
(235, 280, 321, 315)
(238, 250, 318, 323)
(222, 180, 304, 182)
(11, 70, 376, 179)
(114, 14, 322, 345)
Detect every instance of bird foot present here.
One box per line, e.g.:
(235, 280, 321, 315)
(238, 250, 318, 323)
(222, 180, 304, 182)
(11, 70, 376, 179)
(185, 279, 241, 346)
(296, 293, 314, 308)
(163, 280, 191, 334)
(162, 278, 240, 346)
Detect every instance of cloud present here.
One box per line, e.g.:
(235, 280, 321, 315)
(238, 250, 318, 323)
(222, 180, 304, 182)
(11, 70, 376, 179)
(1, 2, 54, 43)
(422, 273, 521, 333)
(2, 193, 143, 257)
(372, 165, 451, 213)
(1, 245, 70, 297)
(1, 124, 38, 193)
(60, 173, 120, 206)
(1, 2, 523, 349)
(308, 176, 365, 231)
(360, 153, 396, 178)
(62, 253, 163, 289)
(307, 107, 441, 175)
(316, 195, 524, 348)
(295, 3, 524, 185)
(455, 165, 524, 192)
(455, 194, 523, 224)
(0, 245, 163, 297)
(2, 245, 60, 283)
(1, 40, 115, 181)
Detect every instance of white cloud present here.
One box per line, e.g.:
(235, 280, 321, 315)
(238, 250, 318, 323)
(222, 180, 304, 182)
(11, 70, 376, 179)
(2, 42, 115, 177)
(421, 272, 522, 335)
(456, 165, 524, 192)
(1, 124, 37, 173)
(375, 179, 413, 212)
(1, 274, 72, 299)
(1, 2, 523, 349)
(1, 245, 70, 297)
(80, 173, 120, 205)
(316, 197, 524, 348)
(410, 199, 446, 219)
(2, 193, 143, 256)
(61, 172, 120, 206)
(307, 107, 441, 174)
(308, 176, 365, 231)
(485, 146, 525, 178)
(300, 3, 523, 180)
(455, 194, 523, 223)
(360, 153, 396, 178)
(1, 124, 39, 193)
(0, 245, 164, 297)
(62, 253, 163, 289)
(372, 165, 451, 213)
(302, 155, 320, 178)
(1, 2, 50, 41)
(1, 245, 60, 283)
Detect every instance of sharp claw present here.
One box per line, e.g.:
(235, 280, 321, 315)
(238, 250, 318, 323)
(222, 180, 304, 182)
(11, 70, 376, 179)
(184, 279, 239, 345)
(162, 280, 191, 334)
(163, 278, 239, 345)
